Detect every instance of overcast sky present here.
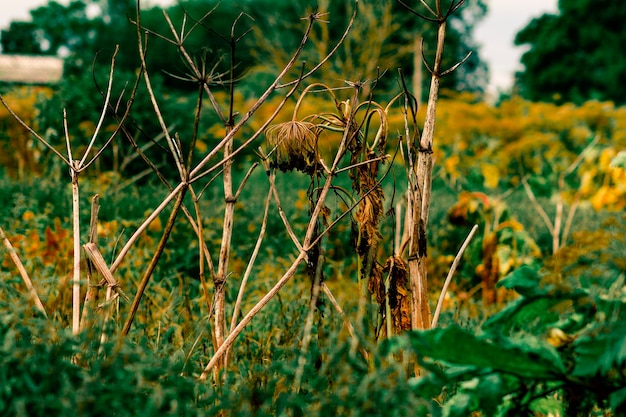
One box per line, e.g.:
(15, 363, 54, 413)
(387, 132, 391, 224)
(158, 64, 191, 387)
(0, 0, 558, 93)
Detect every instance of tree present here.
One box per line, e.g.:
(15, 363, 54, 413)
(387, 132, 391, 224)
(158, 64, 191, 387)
(391, 0, 488, 94)
(0, 0, 200, 177)
(514, 0, 626, 104)
(1, 1, 106, 57)
(232, 0, 489, 96)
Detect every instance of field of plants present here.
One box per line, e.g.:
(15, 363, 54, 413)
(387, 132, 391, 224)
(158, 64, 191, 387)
(1, 1, 625, 416)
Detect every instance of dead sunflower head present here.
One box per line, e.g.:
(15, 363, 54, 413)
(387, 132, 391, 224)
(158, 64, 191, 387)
(265, 120, 320, 174)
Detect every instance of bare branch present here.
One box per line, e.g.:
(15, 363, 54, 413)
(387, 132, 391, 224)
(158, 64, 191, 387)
(0, 95, 71, 166)
(440, 50, 472, 77)
(136, 8, 188, 180)
(397, 0, 438, 22)
(160, 9, 227, 124)
(277, 0, 360, 88)
(78, 45, 120, 170)
(521, 176, 554, 235)
(0, 227, 48, 317)
(431, 224, 478, 328)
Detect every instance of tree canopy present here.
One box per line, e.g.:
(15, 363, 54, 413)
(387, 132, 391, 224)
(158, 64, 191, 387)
(1, 0, 488, 96)
(514, 0, 626, 104)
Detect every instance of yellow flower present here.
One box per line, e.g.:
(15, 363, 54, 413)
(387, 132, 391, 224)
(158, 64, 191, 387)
(22, 210, 35, 222)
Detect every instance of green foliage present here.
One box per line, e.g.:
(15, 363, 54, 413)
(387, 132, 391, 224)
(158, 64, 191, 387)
(392, 0, 489, 93)
(1, 268, 437, 416)
(514, 0, 626, 104)
(247, 0, 489, 95)
(1, 1, 104, 56)
(0, 299, 212, 416)
(384, 227, 626, 416)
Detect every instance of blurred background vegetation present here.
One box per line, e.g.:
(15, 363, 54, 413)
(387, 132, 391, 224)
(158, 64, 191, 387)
(1, 0, 625, 415)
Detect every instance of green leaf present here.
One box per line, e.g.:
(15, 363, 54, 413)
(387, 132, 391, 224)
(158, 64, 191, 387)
(443, 373, 522, 417)
(610, 386, 626, 411)
(610, 151, 626, 170)
(407, 326, 566, 379)
(572, 311, 626, 379)
(529, 396, 563, 415)
(482, 296, 566, 336)
(496, 265, 542, 297)
(444, 390, 474, 417)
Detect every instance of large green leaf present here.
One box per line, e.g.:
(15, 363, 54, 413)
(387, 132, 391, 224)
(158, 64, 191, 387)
(443, 374, 518, 417)
(572, 307, 626, 379)
(406, 326, 566, 380)
(486, 266, 593, 336)
(482, 297, 563, 336)
(496, 265, 543, 297)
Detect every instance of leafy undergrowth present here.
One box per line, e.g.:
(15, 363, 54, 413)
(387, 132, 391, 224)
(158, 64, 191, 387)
(0, 277, 429, 416)
(2, 223, 625, 416)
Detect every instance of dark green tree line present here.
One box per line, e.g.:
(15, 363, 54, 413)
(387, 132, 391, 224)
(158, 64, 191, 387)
(1, 0, 489, 95)
(514, 0, 626, 104)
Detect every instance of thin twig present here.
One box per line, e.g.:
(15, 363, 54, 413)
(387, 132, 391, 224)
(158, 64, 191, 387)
(0, 227, 48, 317)
(278, 0, 360, 88)
(228, 188, 272, 334)
(135, 6, 187, 180)
(431, 224, 478, 328)
(320, 282, 365, 359)
(521, 176, 554, 234)
(199, 251, 308, 380)
(122, 186, 188, 335)
(293, 234, 326, 393)
(78, 46, 120, 170)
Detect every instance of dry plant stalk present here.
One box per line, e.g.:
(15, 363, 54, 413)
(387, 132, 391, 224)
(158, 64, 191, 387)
(0, 0, 475, 390)
(0, 227, 48, 317)
(0, 46, 132, 334)
(199, 78, 364, 380)
(80, 195, 101, 331)
(400, 0, 471, 330)
(117, 0, 361, 381)
(522, 134, 600, 254)
(431, 224, 478, 327)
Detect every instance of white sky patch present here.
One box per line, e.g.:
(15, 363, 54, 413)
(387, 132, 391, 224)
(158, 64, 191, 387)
(474, 0, 558, 95)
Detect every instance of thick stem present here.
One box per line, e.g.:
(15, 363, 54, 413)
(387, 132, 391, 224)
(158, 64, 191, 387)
(407, 18, 448, 331)
(80, 195, 101, 331)
(190, 187, 213, 317)
(214, 32, 238, 368)
(71, 165, 81, 335)
(213, 137, 234, 368)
